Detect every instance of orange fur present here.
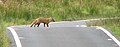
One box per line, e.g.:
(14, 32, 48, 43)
(30, 17, 55, 27)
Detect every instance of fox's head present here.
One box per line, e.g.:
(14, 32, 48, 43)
(49, 17, 55, 22)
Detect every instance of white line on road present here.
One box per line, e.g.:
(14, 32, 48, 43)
(19, 37, 25, 39)
(96, 26, 120, 47)
(76, 25, 79, 27)
(7, 27, 22, 47)
(76, 25, 87, 27)
(80, 25, 87, 27)
(107, 39, 112, 40)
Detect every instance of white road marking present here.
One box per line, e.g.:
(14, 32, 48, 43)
(107, 39, 112, 40)
(96, 26, 120, 47)
(7, 27, 22, 47)
(19, 37, 25, 39)
(76, 25, 79, 27)
(80, 25, 87, 27)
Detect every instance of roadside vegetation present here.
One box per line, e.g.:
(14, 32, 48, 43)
(88, 18, 120, 39)
(0, 0, 120, 47)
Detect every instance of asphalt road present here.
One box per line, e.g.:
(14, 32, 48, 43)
(7, 21, 119, 47)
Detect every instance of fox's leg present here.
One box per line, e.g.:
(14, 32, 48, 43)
(37, 23, 40, 27)
(44, 23, 45, 27)
(34, 24, 37, 27)
(46, 23, 49, 27)
(30, 20, 37, 27)
(34, 25, 36, 27)
(30, 24, 34, 27)
(30, 22, 35, 27)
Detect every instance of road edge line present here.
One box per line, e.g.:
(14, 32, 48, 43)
(7, 27, 22, 47)
(95, 26, 120, 47)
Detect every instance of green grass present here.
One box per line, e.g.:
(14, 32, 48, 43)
(0, 0, 120, 47)
(87, 19, 120, 39)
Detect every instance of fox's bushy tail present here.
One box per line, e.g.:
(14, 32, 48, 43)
(30, 20, 37, 27)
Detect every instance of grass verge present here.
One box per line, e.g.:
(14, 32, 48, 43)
(87, 18, 120, 40)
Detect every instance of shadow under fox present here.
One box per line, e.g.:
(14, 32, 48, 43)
(30, 17, 55, 27)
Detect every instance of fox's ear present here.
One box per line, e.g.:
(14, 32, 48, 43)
(52, 18, 55, 22)
(53, 19, 55, 22)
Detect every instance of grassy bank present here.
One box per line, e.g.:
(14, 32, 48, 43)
(0, 0, 120, 47)
(87, 18, 120, 39)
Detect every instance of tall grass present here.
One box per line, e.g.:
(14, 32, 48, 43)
(0, 0, 120, 21)
(0, 0, 120, 47)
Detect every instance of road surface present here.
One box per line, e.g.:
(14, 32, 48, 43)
(7, 20, 119, 47)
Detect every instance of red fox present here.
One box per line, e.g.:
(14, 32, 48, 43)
(30, 17, 55, 27)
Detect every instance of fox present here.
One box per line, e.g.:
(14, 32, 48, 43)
(30, 17, 55, 27)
